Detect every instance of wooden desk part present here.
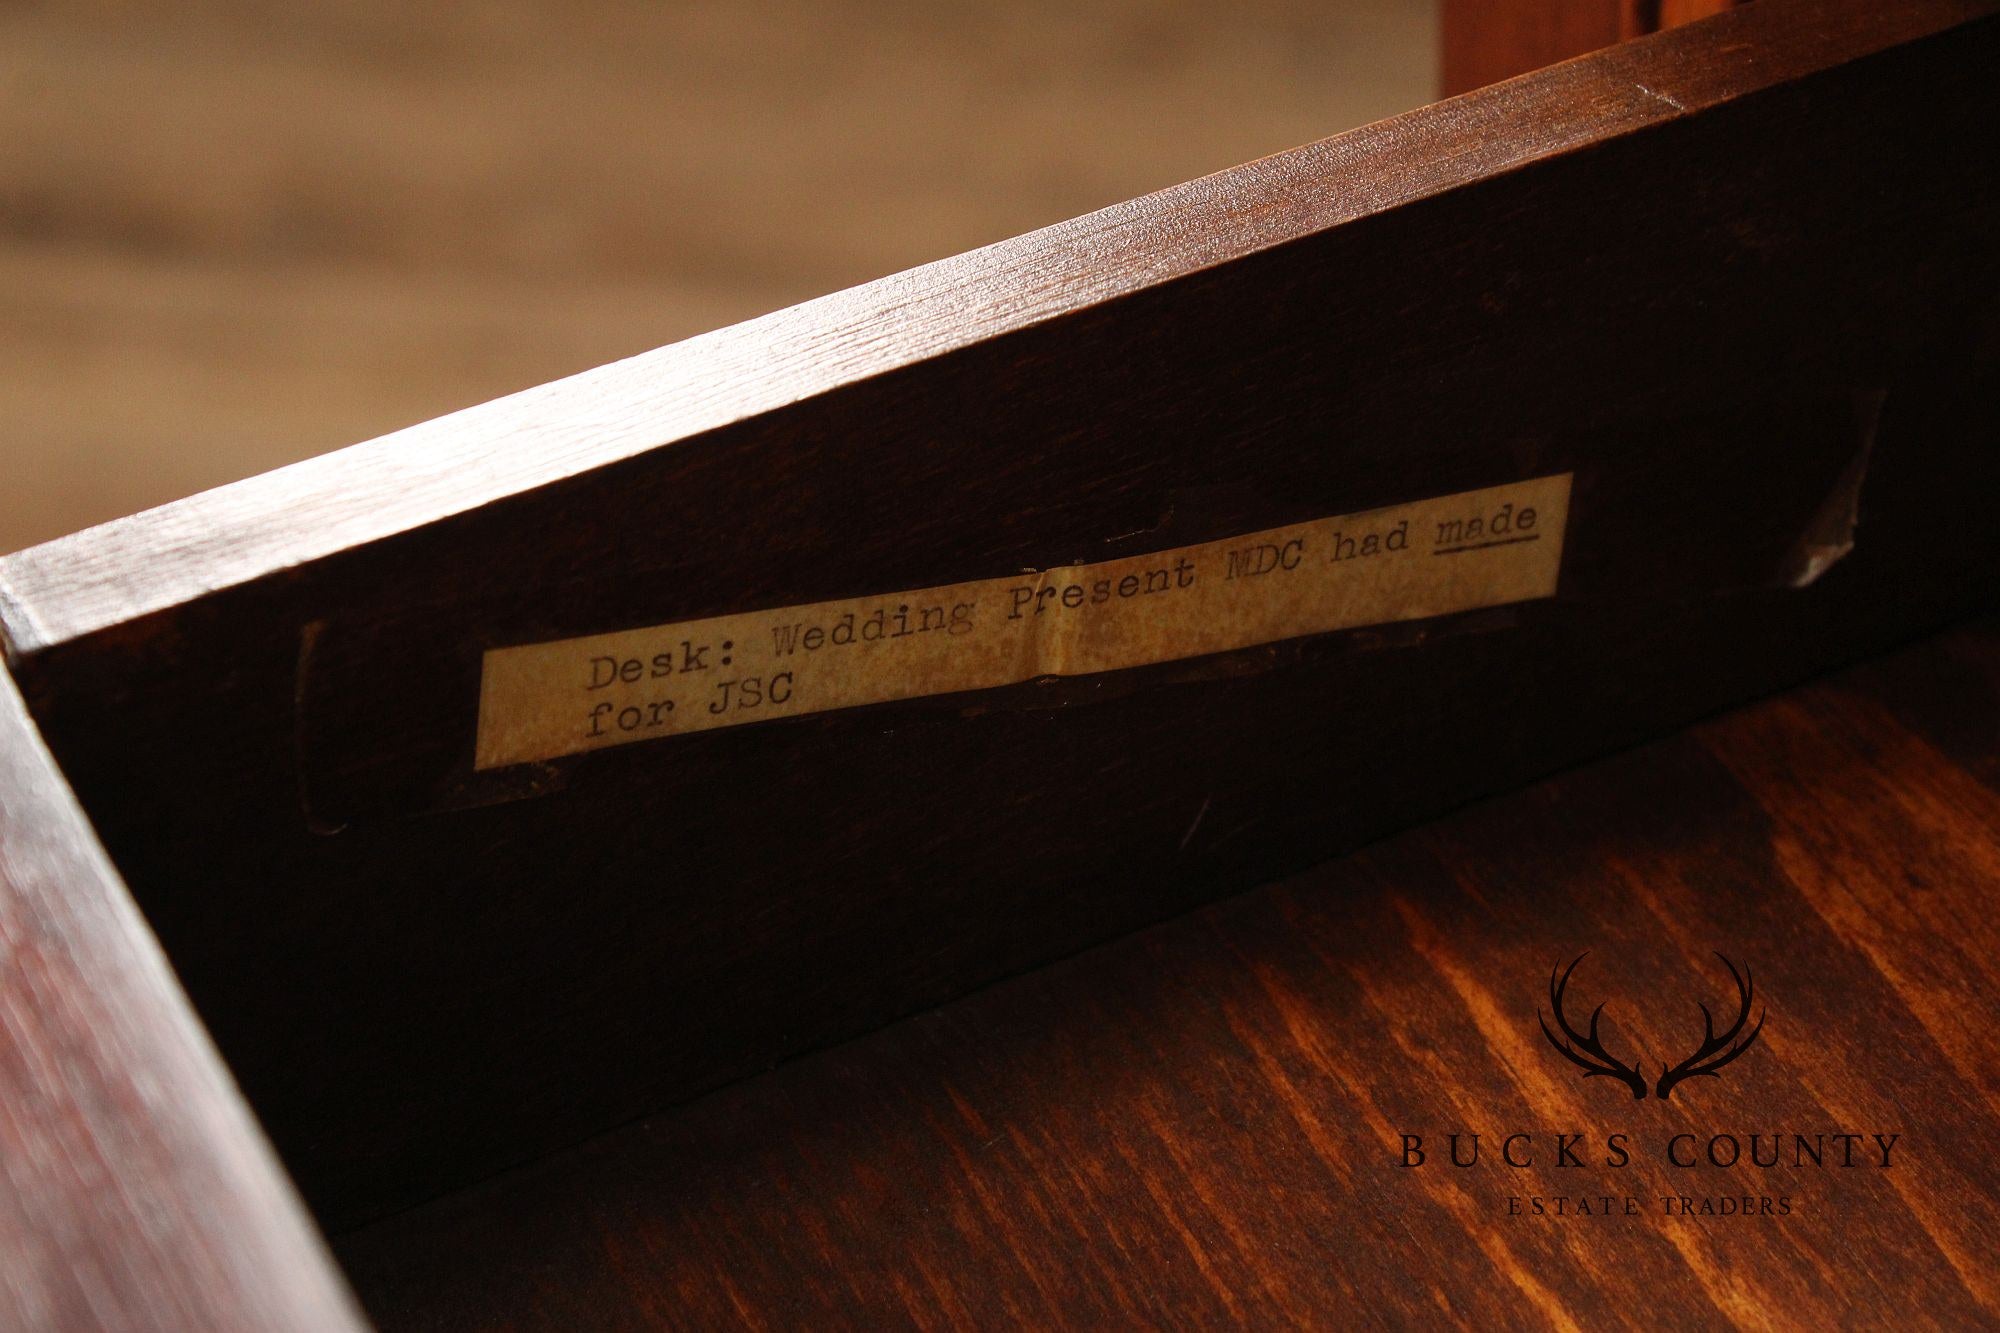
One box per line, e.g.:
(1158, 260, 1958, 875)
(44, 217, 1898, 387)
(0, 0, 1995, 1326)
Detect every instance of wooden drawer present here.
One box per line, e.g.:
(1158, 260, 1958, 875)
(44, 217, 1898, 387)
(3, 1, 1997, 1325)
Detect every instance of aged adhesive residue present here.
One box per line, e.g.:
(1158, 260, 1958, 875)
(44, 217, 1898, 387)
(474, 474, 1572, 769)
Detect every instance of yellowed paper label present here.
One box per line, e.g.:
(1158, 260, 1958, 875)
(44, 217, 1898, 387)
(475, 474, 1571, 769)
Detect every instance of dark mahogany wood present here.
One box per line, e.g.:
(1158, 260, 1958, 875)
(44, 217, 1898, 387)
(2, 0, 1996, 1232)
(338, 619, 2000, 1329)
(0, 662, 362, 1331)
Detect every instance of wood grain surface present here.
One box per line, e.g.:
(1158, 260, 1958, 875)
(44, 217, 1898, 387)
(0, 663, 362, 1332)
(3, 0, 1996, 1229)
(337, 618, 2000, 1329)
(6, 5, 1997, 1327)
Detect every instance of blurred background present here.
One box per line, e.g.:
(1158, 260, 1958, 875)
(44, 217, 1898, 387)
(2, 1, 1439, 554)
